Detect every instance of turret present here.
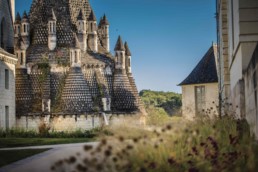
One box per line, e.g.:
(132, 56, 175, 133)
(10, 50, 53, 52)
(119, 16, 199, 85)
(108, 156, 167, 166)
(98, 14, 110, 52)
(76, 9, 87, 52)
(15, 38, 26, 69)
(48, 9, 57, 51)
(124, 42, 132, 74)
(114, 36, 126, 70)
(21, 11, 30, 49)
(14, 12, 21, 39)
(70, 36, 82, 68)
(88, 10, 98, 52)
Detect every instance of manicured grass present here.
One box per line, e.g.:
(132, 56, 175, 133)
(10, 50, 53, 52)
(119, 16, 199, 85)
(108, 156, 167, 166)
(0, 138, 95, 148)
(0, 149, 50, 167)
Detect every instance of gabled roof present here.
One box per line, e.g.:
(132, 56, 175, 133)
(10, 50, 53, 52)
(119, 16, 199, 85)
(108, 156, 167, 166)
(179, 46, 218, 86)
(124, 42, 131, 56)
(114, 36, 125, 51)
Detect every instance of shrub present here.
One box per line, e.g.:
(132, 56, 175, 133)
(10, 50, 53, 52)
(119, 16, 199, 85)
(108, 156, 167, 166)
(51, 116, 258, 172)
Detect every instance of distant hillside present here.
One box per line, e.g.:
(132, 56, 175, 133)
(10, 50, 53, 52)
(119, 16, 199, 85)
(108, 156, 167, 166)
(139, 90, 182, 116)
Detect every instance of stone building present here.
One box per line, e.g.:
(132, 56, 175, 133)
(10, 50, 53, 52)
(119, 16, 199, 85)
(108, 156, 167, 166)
(217, 0, 258, 139)
(14, 0, 145, 131)
(0, 0, 17, 130)
(179, 45, 219, 119)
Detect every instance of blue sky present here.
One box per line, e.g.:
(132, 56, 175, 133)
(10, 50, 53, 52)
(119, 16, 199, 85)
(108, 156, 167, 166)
(16, 0, 217, 93)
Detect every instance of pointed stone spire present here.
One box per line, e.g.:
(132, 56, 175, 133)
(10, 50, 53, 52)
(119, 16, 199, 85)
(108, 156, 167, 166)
(22, 11, 29, 23)
(15, 12, 21, 24)
(88, 10, 96, 21)
(102, 14, 109, 25)
(114, 36, 125, 51)
(77, 9, 84, 20)
(22, 11, 28, 19)
(124, 42, 132, 56)
(50, 9, 57, 21)
(98, 16, 103, 28)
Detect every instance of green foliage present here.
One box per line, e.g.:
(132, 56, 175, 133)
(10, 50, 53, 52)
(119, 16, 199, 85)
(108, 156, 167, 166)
(38, 57, 50, 84)
(0, 149, 50, 167)
(140, 90, 182, 116)
(0, 128, 102, 139)
(52, 116, 258, 172)
(146, 106, 171, 126)
(0, 138, 92, 148)
(52, 74, 67, 113)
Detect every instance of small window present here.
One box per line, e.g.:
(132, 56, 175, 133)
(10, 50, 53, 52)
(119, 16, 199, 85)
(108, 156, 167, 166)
(75, 51, 78, 63)
(20, 52, 23, 65)
(5, 69, 9, 89)
(24, 24, 26, 33)
(53, 23, 56, 33)
(128, 57, 131, 67)
(195, 86, 205, 115)
(5, 106, 9, 130)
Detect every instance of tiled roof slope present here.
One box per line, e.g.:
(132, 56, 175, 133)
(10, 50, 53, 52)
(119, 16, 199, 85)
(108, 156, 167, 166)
(179, 46, 218, 86)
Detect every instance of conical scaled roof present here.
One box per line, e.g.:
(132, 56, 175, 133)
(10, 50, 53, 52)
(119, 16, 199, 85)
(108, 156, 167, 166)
(114, 36, 125, 51)
(61, 67, 93, 113)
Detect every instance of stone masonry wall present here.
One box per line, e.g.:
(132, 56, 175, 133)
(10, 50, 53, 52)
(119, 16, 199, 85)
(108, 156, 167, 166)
(16, 113, 139, 131)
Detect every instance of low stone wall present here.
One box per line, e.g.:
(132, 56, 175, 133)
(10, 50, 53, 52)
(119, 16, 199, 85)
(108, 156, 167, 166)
(16, 113, 142, 131)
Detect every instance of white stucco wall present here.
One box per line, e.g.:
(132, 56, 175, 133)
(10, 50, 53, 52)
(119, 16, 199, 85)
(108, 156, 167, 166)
(0, 53, 17, 130)
(182, 83, 219, 120)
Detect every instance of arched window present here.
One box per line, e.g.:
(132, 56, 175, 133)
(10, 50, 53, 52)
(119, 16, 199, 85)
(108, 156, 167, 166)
(20, 52, 23, 65)
(24, 24, 26, 33)
(91, 23, 93, 32)
(1, 18, 6, 49)
(128, 57, 131, 67)
(53, 22, 56, 33)
(75, 51, 78, 63)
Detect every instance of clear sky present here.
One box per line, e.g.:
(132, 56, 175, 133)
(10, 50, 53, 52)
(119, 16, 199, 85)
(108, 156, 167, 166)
(16, 0, 217, 93)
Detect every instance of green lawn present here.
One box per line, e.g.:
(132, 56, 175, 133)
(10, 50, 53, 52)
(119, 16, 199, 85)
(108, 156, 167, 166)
(0, 138, 95, 148)
(0, 149, 50, 167)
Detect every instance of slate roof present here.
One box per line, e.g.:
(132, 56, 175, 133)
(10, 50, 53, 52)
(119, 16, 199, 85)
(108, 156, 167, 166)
(179, 46, 218, 86)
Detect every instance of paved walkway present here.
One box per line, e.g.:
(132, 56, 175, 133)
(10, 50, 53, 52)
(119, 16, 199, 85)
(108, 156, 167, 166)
(0, 142, 99, 172)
